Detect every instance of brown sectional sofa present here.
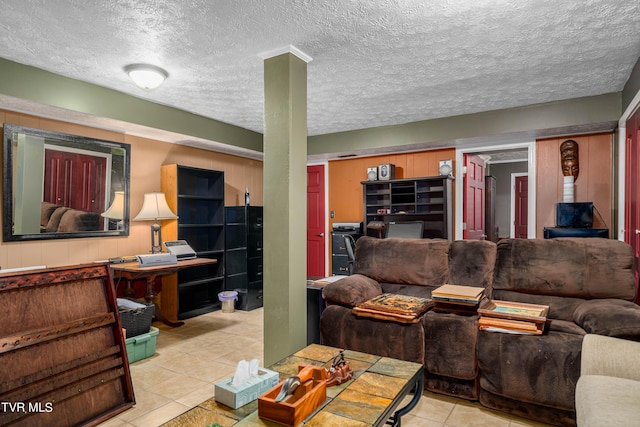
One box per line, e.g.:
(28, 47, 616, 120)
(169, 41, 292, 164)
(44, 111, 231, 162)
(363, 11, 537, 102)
(320, 236, 640, 426)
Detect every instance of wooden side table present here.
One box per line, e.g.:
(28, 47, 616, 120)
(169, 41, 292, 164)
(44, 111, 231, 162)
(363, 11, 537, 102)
(111, 257, 218, 327)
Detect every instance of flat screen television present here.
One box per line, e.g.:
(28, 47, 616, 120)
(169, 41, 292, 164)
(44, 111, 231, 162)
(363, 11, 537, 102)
(556, 202, 593, 228)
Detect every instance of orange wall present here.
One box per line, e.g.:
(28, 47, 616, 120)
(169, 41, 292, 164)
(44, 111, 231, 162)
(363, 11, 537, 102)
(328, 149, 456, 225)
(327, 149, 456, 271)
(536, 133, 613, 237)
(0, 109, 263, 269)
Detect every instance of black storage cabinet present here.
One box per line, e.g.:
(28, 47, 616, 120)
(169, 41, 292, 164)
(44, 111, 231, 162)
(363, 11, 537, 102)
(225, 206, 263, 310)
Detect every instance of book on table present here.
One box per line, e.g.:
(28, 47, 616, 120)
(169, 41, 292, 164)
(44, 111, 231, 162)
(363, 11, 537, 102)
(478, 316, 545, 335)
(431, 284, 485, 306)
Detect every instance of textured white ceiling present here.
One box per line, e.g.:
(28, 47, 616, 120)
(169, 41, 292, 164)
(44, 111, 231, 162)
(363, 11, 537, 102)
(0, 0, 639, 142)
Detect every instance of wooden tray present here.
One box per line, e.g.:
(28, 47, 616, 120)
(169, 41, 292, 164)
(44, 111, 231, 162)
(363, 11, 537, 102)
(258, 365, 328, 426)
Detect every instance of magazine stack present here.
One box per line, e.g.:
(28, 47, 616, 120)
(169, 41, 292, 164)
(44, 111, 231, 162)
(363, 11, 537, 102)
(478, 300, 549, 335)
(431, 284, 486, 314)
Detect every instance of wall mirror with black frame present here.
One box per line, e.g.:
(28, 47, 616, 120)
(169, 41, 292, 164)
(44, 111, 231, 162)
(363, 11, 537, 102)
(3, 124, 131, 241)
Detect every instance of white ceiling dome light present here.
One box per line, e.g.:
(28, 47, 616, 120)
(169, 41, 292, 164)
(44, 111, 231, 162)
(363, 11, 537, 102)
(124, 64, 168, 90)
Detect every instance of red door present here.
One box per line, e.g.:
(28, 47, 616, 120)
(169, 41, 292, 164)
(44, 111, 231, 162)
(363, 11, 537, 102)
(464, 154, 486, 239)
(307, 165, 326, 277)
(514, 175, 528, 238)
(624, 109, 640, 303)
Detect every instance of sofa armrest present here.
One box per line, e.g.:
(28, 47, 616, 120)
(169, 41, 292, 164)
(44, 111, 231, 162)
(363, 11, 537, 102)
(322, 274, 382, 307)
(581, 334, 640, 381)
(573, 299, 640, 339)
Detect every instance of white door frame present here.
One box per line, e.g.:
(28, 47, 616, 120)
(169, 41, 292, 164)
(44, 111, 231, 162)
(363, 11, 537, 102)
(456, 141, 536, 240)
(510, 172, 528, 238)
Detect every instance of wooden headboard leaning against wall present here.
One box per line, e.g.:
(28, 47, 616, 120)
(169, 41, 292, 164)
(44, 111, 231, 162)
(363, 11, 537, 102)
(0, 263, 134, 426)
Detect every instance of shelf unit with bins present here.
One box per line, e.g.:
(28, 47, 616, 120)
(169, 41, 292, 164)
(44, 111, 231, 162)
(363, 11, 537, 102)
(362, 176, 453, 239)
(161, 164, 225, 320)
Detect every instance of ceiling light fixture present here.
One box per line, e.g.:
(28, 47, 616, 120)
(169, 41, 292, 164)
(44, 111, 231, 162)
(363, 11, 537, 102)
(124, 63, 168, 90)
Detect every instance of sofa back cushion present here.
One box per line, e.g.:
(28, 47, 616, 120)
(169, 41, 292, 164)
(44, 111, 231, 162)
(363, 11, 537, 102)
(57, 209, 101, 232)
(448, 240, 497, 290)
(494, 238, 635, 301)
(354, 237, 450, 286)
(41, 202, 61, 228)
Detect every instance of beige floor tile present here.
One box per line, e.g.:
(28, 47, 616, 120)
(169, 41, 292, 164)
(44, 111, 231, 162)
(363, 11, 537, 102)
(174, 383, 217, 408)
(445, 401, 512, 427)
(403, 413, 445, 427)
(408, 391, 456, 423)
(128, 402, 192, 427)
(129, 364, 186, 391)
(151, 374, 211, 401)
(117, 390, 172, 422)
(94, 417, 136, 427)
(509, 417, 556, 427)
(179, 358, 237, 383)
(96, 307, 555, 427)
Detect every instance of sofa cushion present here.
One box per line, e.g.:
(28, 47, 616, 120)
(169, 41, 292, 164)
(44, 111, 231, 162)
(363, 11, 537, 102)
(424, 311, 480, 380)
(494, 238, 635, 301)
(353, 236, 450, 286)
(573, 299, 640, 339)
(322, 274, 382, 307)
(448, 240, 497, 290)
(576, 375, 640, 427)
(320, 304, 426, 364)
(45, 207, 70, 232)
(57, 209, 100, 232)
(41, 202, 61, 228)
(477, 330, 582, 411)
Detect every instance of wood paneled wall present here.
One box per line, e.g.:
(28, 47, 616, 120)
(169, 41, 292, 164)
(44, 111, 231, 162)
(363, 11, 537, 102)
(536, 133, 613, 237)
(328, 149, 456, 225)
(0, 109, 263, 269)
(327, 149, 456, 272)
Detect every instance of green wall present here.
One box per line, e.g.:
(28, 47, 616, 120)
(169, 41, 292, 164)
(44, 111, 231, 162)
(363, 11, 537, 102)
(0, 56, 632, 158)
(0, 58, 262, 152)
(308, 93, 622, 156)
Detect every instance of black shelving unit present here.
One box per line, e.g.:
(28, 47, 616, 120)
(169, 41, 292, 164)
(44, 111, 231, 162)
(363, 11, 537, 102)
(362, 176, 453, 239)
(161, 164, 225, 319)
(225, 206, 263, 310)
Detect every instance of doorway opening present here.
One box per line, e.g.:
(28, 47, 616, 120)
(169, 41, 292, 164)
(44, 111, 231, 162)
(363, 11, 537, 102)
(455, 141, 536, 240)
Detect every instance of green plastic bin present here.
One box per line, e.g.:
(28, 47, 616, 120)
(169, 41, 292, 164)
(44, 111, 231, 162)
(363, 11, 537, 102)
(125, 326, 159, 363)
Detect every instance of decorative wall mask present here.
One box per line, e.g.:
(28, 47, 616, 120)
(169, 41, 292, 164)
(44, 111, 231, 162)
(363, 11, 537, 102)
(560, 139, 579, 181)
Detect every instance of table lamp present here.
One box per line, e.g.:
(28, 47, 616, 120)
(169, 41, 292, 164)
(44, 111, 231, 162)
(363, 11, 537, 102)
(101, 191, 125, 230)
(133, 192, 178, 254)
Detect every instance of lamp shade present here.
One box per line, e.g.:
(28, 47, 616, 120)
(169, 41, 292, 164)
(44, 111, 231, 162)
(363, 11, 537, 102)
(101, 191, 125, 220)
(133, 192, 178, 221)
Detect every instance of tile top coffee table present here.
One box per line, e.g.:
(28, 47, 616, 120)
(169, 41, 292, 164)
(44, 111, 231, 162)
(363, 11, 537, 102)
(162, 343, 424, 427)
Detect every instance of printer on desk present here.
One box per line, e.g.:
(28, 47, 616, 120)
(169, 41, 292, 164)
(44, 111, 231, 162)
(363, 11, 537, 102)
(163, 240, 197, 260)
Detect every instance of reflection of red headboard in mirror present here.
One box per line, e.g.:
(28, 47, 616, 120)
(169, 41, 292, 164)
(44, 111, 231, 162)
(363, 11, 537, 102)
(0, 263, 135, 426)
(43, 149, 107, 214)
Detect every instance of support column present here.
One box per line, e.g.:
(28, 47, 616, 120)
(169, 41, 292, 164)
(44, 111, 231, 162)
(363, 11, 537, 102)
(262, 47, 311, 365)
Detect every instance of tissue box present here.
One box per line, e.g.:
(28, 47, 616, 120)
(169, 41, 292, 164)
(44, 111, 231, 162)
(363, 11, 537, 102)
(214, 368, 279, 408)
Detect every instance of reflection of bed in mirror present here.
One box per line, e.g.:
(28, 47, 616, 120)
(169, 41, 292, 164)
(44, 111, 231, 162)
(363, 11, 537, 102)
(3, 124, 131, 241)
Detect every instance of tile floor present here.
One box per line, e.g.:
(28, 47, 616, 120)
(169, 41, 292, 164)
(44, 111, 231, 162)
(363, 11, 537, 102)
(98, 308, 553, 427)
